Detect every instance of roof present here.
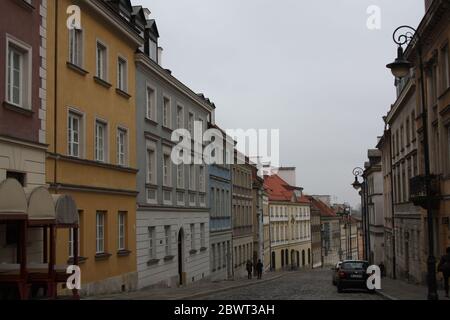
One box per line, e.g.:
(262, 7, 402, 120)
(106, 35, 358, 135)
(307, 196, 337, 217)
(263, 174, 309, 204)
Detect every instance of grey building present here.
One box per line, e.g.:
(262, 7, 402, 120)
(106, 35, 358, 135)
(134, 10, 214, 288)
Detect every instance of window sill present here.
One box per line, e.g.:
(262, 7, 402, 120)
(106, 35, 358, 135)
(14, 0, 35, 10)
(116, 88, 131, 99)
(189, 249, 198, 255)
(162, 126, 173, 133)
(95, 252, 112, 261)
(94, 76, 112, 89)
(2, 101, 33, 117)
(164, 255, 175, 262)
(147, 258, 160, 266)
(66, 62, 89, 76)
(145, 118, 158, 126)
(67, 256, 88, 265)
(117, 249, 131, 257)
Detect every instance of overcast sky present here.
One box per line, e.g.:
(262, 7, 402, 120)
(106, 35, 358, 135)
(137, 0, 424, 207)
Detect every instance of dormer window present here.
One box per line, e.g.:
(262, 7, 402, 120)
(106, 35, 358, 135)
(149, 39, 157, 62)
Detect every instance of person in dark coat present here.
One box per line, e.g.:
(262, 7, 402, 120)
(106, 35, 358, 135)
(438, 247, 450, 298)
(379, 262, 385, 278)
(246, 260, 253, 279)
(256, 259, 263, 280)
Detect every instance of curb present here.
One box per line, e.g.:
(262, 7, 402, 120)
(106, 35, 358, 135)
(375, 290, 398, 301)
(174, 273, 286, 300)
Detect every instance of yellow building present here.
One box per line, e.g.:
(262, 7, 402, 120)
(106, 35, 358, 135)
(264, 174, 312, 271)
(46, 0, 144, 295)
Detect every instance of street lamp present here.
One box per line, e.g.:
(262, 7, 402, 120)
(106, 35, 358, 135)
(386, 25, 438, 301)
(351, 167, 370, 262)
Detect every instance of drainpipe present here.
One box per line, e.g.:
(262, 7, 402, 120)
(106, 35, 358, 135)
(53, 0, 59, 190)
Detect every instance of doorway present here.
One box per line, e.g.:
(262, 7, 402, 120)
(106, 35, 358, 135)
(178, 228, 184, 286)
(271, 252, 276, 270)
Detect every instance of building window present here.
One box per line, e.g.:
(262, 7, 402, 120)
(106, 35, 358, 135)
(177, 191, 185, 205)
(68, 227, 80, 258)
(6, 171, 25, 186)
(118, 212, 126, 250)
(163, 97, 171, 128)
(6, 39, 31, 108)
(117, 57, 127, 92)
(177, 165, 184, 188)
(189, 165, 195, 190)
(148, 226, 156, 259)
(177, 105, 184, 129)
(163, 154, 171, 186)
(146, 188, 157, 204)
(69, 28, 83, 67)
(199, 194, 206, 207)
(163, 189, 172, 204)
(164, 226, 171, 256)
(96, 212, 105, 254)
(68, 111, 82, 158)
(189, 192, 196, 206)
(146, 86, 156, 121)
(190, 224, 195, 250)
(188, 112, 194, 135)
(117, 128, 128, 166)
(96, 41, 107, 80)
(95, 120, 107, 162)
(200, 223, 205, 248)
(199, 166, 205, 192)
(147, 148, 155, 184)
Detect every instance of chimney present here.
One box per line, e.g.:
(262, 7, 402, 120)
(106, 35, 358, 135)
(143, 8, 151, 19)
(157, 47, 163, 66)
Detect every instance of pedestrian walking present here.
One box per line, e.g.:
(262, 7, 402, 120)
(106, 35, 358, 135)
(379, 262, 385, 278)
(246, 260, 253, 279)
(256, 259, 263, 280)
(438, 247, 450, 298)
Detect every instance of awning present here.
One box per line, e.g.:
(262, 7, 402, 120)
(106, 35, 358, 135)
(52, 194, 79, 226)
(0, 179, 28, 219)
(27, 187, 56, 223)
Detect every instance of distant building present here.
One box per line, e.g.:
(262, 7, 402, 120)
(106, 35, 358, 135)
(315, 198, 341, 266)
(264, 173, 311, 271)
(364, 150, 385, 265)
(307, 197, 324, 268)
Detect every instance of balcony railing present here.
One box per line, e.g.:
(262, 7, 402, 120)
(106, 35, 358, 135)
(409, 175, 440, 209)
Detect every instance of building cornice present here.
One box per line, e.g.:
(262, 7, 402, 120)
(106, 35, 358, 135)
(135, 52, 214, 114)
(386, 78, 416, 125)
(82, 0, 143, 46)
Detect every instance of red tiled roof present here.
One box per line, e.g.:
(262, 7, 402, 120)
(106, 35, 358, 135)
(263, 174, 310, 204)
(306, 196, 337, 217)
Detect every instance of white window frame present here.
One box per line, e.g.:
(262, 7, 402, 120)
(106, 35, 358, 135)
(5, 35, 32, 109)
(94, 119, 108, 162)
(68, 28, 83, 67)
(118, 212, 126, 251)
(96, 212, 105, 254)
(200, 223, 205, 248)
(190, 224, 195, 250)
(164, 226, 171, 256)
(68, 109, 84, 158)
(189, 165, 196, 191)
(177, 164, 184, 189)
(68, 227, 80, 258)
(96, 40, 108, 81)
(176, 104, 184, 129)
(117, 56, 128, 92)
(199, 166, 205, 192)
(162, 95, 172, 129)
(188, 112, 194, 135)
(148, 226, 156, 259)
(146, 84, 157, 122)
(163, 153, 172, 187)
(117, 127, 128, 166)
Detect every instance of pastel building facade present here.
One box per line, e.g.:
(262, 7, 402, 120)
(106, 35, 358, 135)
(135, 14, 213, 288)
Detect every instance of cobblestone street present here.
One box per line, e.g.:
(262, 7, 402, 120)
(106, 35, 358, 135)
(198, 269, 382, 300)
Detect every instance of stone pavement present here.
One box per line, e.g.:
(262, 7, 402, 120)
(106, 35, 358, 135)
(377, 277, 449, 300)
(88, 272, 285, 300)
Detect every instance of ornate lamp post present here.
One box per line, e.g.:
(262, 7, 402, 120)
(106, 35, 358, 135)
(351, 167, 370, 262)
(386, 25, 438, 300)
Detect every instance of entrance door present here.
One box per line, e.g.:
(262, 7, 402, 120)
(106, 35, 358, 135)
(178, 229, 184, 286)
(271, 252, 276, 270)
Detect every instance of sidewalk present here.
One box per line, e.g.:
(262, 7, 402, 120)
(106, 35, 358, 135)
(87, 272, 286, 300)
(377, 277, 448, 300)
